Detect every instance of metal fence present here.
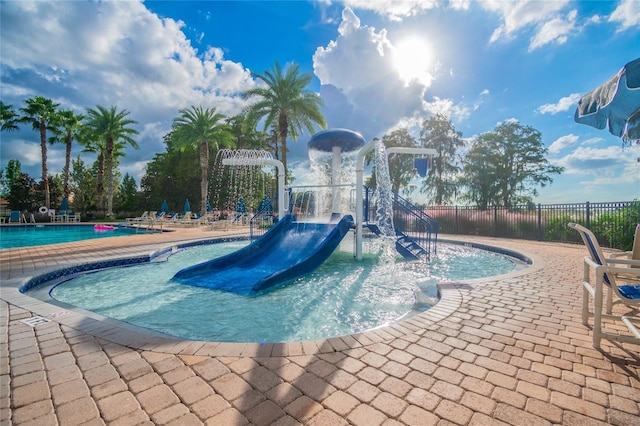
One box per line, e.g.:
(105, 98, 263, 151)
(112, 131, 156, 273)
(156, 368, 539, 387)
(425, 201, 640, 250)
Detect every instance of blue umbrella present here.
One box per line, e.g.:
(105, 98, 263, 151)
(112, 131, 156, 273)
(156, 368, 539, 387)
(160, 200, 169, 214)
(575, 57, 640, 142)
(184, 199, 191, 214)
(236, 197, 247, 213)
(206, 199, 212, 213)
(59, 197, 69, 213)
(258, 195, 273, 213)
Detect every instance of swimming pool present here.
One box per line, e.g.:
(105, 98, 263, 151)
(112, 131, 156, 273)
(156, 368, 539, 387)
(0, 224, 154, 249)
(33, 239, 525, 342)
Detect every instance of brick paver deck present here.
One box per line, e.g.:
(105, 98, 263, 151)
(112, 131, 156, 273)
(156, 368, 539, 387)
(1, 225, 638, 425)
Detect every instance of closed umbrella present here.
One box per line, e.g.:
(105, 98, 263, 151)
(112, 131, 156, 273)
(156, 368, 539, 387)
(160, 200, 169, 214)
(59, 197, 69, 213)
(184, 199, 191, 214)
(236, 197, 247, 213)
(258, 195, 273, 213)
(206, 199, 212, 213)
(574, 57, 640, 143)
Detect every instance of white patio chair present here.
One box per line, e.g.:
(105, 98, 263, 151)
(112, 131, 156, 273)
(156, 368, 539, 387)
(568, 223, 640, 348)
(126, 211, 149, 224)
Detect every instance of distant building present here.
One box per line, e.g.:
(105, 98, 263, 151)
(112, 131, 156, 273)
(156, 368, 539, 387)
(0, 198, 9, 218)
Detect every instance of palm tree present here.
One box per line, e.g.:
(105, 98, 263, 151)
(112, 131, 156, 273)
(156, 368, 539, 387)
(0, 101, 20, 132)
(242, 61, 327, 182)
(19, 96, 59, 208)
(50, 109, 84, 198)
(84, 105, 139, 217)
(79, 135, 106, 213)
(170, 106, 234, 215)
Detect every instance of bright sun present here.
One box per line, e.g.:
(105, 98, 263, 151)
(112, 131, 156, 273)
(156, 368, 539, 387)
(392, 37, 433, 86)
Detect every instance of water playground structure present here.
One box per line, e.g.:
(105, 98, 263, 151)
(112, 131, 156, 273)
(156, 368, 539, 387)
(173, 129, 438, 295)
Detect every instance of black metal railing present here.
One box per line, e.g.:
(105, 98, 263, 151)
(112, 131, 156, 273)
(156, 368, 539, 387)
(249, 195, 278, 242)
(365, 187, 439, 260)
(425, 200, 639, 250)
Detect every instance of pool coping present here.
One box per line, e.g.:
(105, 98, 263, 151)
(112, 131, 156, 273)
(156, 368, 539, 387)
(0, 234, 544, 357)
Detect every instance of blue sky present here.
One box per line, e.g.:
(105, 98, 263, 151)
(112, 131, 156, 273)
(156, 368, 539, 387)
(1, 0, 638, 204)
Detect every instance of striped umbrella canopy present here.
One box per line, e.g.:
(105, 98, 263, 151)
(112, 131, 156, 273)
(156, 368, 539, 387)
(574, 57, 640, 143)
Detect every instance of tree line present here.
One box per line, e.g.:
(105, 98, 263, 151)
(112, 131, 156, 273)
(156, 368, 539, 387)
(1, 60, 563, 218)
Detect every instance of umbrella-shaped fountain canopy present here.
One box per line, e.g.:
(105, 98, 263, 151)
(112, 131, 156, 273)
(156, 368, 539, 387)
(574, 57, 640, 143)
(307, 128, 366, 153)
(307, 129, 367, 216)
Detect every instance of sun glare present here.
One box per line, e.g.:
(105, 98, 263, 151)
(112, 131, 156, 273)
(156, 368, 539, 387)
(392, 37, 433, 86)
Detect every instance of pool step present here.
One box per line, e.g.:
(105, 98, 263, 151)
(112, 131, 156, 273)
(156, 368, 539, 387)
(365, 224, 427, 260)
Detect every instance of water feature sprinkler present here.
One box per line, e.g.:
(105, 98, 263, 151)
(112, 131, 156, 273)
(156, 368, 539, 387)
(308, 129, 366, 215)
(355, 143, 438, 260)
(221, 152, 287, 220)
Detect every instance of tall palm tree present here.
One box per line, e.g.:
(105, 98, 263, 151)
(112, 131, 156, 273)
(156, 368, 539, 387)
(242, 61, 327, 182)
(50, 109, 84, 198)
(170, 106, 234, 215)
(84, 105, 139, 217)
(0, 101, 20, 132)
(19, 96, 59, 208)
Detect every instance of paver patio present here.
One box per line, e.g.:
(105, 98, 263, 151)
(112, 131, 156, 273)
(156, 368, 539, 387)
(1, 226, 638, 425)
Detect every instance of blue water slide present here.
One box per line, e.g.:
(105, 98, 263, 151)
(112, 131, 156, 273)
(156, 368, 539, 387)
(172, 214, 354, 295)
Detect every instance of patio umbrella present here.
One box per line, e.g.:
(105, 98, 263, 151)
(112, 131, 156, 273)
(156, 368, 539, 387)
(59, 197, 69, 213)
(236, 197, 247, 213)
(258, 195, 273, 213)
(574, 57, 640, 143)
(184, 199, 191, 214)
(160, 200, 169, 214)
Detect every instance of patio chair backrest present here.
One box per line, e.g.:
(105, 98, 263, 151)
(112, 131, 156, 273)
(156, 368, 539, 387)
(633, 225, 640, 267)
(568, 223, 612, 286)
(9, 210, 20, 223)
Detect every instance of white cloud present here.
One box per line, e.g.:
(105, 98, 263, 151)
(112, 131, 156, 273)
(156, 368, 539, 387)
(554, 145, 639, 183)
(548, 134, 579, 154)
(423, 97, 471, 122)
(313, 7, 432, 139)
(342, 0, 439, 21)
(482, 0, 574, 49)
(537, 93, 582, 115)
(609, 0, 640, 31)
(0, 0, 255, 182)
(529, 9, 577, 50)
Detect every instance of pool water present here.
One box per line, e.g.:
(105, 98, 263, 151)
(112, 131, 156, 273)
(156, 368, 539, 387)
(46, 240, 519, 342)
(0, 225, 152, 249)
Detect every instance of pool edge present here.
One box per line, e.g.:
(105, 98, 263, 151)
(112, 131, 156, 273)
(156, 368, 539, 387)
(1, 236, 544, 357)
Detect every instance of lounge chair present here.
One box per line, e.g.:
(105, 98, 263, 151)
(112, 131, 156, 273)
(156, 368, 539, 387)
(127, 211, 149, 224)
(568, 222, 640, 348)
(67, 212, 81, 222)
(177, 211, 200, 227)
(9, 210, 21, 223)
